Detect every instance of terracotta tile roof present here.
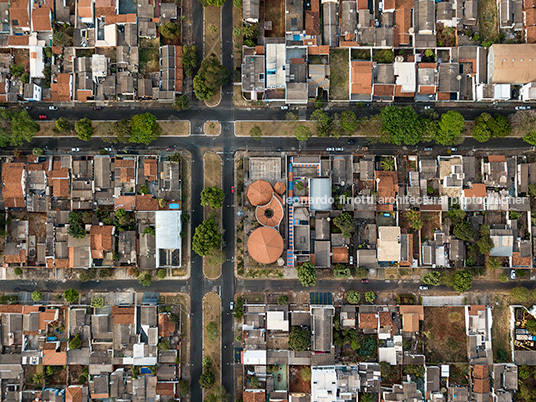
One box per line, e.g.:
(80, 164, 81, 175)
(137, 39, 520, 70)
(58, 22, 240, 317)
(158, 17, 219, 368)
(50, 73, 72, 101)
(115, 159, 135, 182)
(156, 382, 175, 396)
(5, 248, 26, 264)
(419, 62, 437, 69)
(144, 158, 157, 180)
(51, 178, 70, 197)
(399, 305, 424, 318)
(307, 45, 330, 55)
(526, 26, 536, 43)
(473, 378, 490, 394)
(513, 251, 532, 267)
(176, 45, 183, 93)
(305, 10, 320, 35)
(95, 6, 115, 19)
(90, 225, 114, 259)
(2, 163, 25, 208)
(374, 84, 395, 97)
(39, 309, 58, 330)
(359, 313, 378, 329)
(77, 90, 93, 101)
(384, 0, 395, 8)
(10, 0, 30, 29)
(135, 194, 159, 211)
(332, 246, 349, 263)
(247, 180, 274, 206)
(375, 170, 398, 200)
(437, 91, 452, 100)
(351, 61, 373, 95)
(78, 0, 93, 18)
(304, 38, 317, 46)
(0, 305, 38, 314)
(65, 386, 84, 402)
(394, 0, 412, 45)
(402, 313, 420, 332)
(43, 348, 67, 365)
(114, 195, 136, 211)
(379, 311, 393, 326)
(243, 390, 266, 402)
(357, 0, 368, 8)
(55, 258, 69, 269)
(158, 313, 176, 337)
(311, 0, 319, 12)
(255, 45, 265, 54)
(473, 364, 489, 379)
(395, 85, 415, 97)
(464, 183, 486, 198)
(419, 85, 436, 94)
(7, 35, 29, 47)
(488, 155, 506, 162)
(340, 40, 359, 47)
(32, 4, 52, 31)
(110, 13, 137, 23)
(112, 306, 135, 324)
(51, 46, 62, 54)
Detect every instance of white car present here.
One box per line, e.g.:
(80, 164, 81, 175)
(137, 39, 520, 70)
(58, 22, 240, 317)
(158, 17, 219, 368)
(515, 106, 531, 110)
(230, 302, 234, 311)
(326, 147, 335, 152)
(280, 105, 289, 110)
(335, 147, 344, 152)
(423, 105, 432, 110)
(419, 286, 429, 290)
(510, 270, 516, 280)
(71, 147, 80, 152)
(104, 148, 112, 152)
(48, 105, 58, 110)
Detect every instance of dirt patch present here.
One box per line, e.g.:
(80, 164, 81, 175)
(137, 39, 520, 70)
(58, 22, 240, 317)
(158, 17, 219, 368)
(203, 292, 221, 381)
(68, 365, 89, 385)
(492, 294, 511, 362)
(423, 307, 468, 363)
(204, 5, 221, 59)
(139, 47, 160, 75)
(29, 213, 47, 238)
(205, 86, 221, 107)
(204, 121, 221, 136)
(264, 0, 285, 37)
(159, 120, 191, 136)
(203, 151, 222, 188)
(421, 212, 441, 241)
(13, 49, 30, 71)
(236, 121, 317, 137)
(289, 366, 311, 393)
(329, 48, 350, 100)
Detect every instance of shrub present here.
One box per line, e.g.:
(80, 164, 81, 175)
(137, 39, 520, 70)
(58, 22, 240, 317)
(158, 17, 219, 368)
(14, 267, 23, 276)
(157, 269, 167, 279)
(346, 290, 360, 304)
(64, 288, 79, 303)
(69, 333, 82, 350)
(289, 326, 311, 351)
(277, 295, 289, 305)
(31, 291, 43, 302)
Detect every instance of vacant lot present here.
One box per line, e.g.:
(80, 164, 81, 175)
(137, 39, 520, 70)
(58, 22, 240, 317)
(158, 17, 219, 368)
(423, 307, 468, 363)
(478, 0, 499, 43)
(289, 366, 311, 393)
(203, 292, 221, 381)
(236, 121, 317, 137)
(492, 295, 511, 362)
(204, 5, 221, 58)
(422, 212, 441, 241)
(329, 49, 350, 100)
(139, 48, 160, 74)
(160, 121, 191, 136)
(264, 0, 285, 37)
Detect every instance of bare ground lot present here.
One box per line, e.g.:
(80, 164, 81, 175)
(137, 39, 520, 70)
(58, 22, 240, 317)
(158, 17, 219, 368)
(423, 307, 468, 363)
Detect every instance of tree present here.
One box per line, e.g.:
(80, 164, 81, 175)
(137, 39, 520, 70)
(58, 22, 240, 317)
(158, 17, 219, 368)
(10, 110, 39, 146)
(380, 157, 395, 171)
(204, 384, 230, 402)
(14, 267, 22, 276)
(159, 22, 180, 39)
(333, 264, 351, 278)
(446, 207, 466, 222)
(523, 131, 536, 145)
(311, 109, 332, 137)
(114, 208, 134, 231)
(129, 113, 162, 144)
(435, 111, 465, 145)
(294, 124, 312, 141)
(182, 45, 199, 77)
(477, 224, 494, 255)
(157, 339, 171, 351)
(69, 333, 82, 350)
(289, 326, 311, 351)
(233, 0, 241, 7)
(32, 147, 43, 156)
(53, 30, 72, 46)
(193, 53, 229, 100)
(91, 297, 105, 308)
(75, 117, 94, 141)
(380, 106, 422, 145)
(20, 72, 29, 84)
(354, 266, 368, 279)
(206, 321, 219, 341)
(333, 212, 354, 238)
(249, 125, 262, 140)
(339, 110, 357, 134)
(406, 210, 423, 231)
(373, 48, 395, 63)
(10, 64, 24, 77)
(179, 380, 190, 397)
(453, 221, 474, 241)
(233, 297, 244, 319)
(472, 115, 492, 142)
(277, 295, 289, 305)
(199, 370, 216, 389)
(511, 286, 530, 302)
(452, 270, 472, 292)
(499, 272, 509, 283)
(346, 290, 361, 304)
(201, 187, 225, 209)
(297, 261, 316, 287)
(192, 218, 222, 256)
(422, 271, 441, 286)
(364, 291, 376, 303)
(249, 377, 260, 389)
(138, 273, 152, 286)
(64, 288, 79, 303)
(32, 373, 44, 384)
(157, 269, 167, 279)
(174, 94, 190, 111)
(68, 211, 86, 238)
(56, 117, 71, 132)
(31, 290, 43, 302)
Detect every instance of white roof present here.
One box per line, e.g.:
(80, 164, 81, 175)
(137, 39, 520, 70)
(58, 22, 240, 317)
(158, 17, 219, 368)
(155, 210, 182, 250)
(265, 42, 286, 88)
(266, 311, 289, 331)
(377, 226, 401, 262)
(242, 350, 267, 365)
(311, 366, 337, 402)
(394, 61, 416, 93)
(29, 46, 45, 79)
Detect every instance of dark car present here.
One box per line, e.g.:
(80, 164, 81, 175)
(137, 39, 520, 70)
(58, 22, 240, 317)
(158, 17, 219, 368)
(93, 106, 102, 110)
(38, 115, 47, 120)
(347, 139, 356, 145)
(24, 106, 32, 110)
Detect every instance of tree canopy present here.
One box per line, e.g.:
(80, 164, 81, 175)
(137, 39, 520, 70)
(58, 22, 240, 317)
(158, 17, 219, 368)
(159, 22, 180, 39)
(182, 45, 199, 77)
(129, 113, 161, 144)
(289, 326, 311, 351)
(364, 291, 376, 303)
(173, 94, 190, 111)
(333, 212, 354, 238)
(56, 117, 71, 132)
(435, 111, 465, 145)
(339, 110, 358, 134)
(346, 290, 361, 304)
(64, 288, 79, 303)
(297, 261, 316, 287)
(0, 110, 40, 147)
(311, 109, 332, 137)
(249, 125, 262, 140)
(193, 54, 228, 100)
(422, 271, 441, 286)
(192, 218, 222, 256)
(452, 270, 472, 292)
(294, 124, 312, 141)
(380, 106, 422, 145)
(453, 221, 474, 241)
(472, 113, 510, 142)
(31, 290, 43, 302)
(476, 224, 494, 255)
(75, 117, 94, 141)
(200, 187, 225, 209)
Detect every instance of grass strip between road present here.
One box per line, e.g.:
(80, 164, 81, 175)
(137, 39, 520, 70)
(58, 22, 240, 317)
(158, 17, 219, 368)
(204, 121, 221, 136)
(202, 292, 222, 391)
(34, 120, 190, 137)
(203, 151, 223, 280)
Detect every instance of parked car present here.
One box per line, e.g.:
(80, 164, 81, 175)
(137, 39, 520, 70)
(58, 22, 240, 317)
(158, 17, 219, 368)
(349, 256, 354, 265)
(280, 105, 289, 110)
(361, 279, 369, 284)
(24, 106, 32, 110)
(229, 302, 234, 311)
(335, 147, 344, 152)
(71, 147, 80, 152)
(231, 186, 235, 194)
(419, 286, 429, 290)
(38, 115, 47, 120)
(450, 147, 458, 152)
(93, 106, 102, 110)
(424, 146, 433, 151)
(326, 147, 335, 152)
(48, 105, 58, 111)
(104, 147, 112, 152)
(347, 139, 356, 145)
(510, 270, 516, 280)
(515, 106, 531, 110)
(423, 105, 432, 110)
